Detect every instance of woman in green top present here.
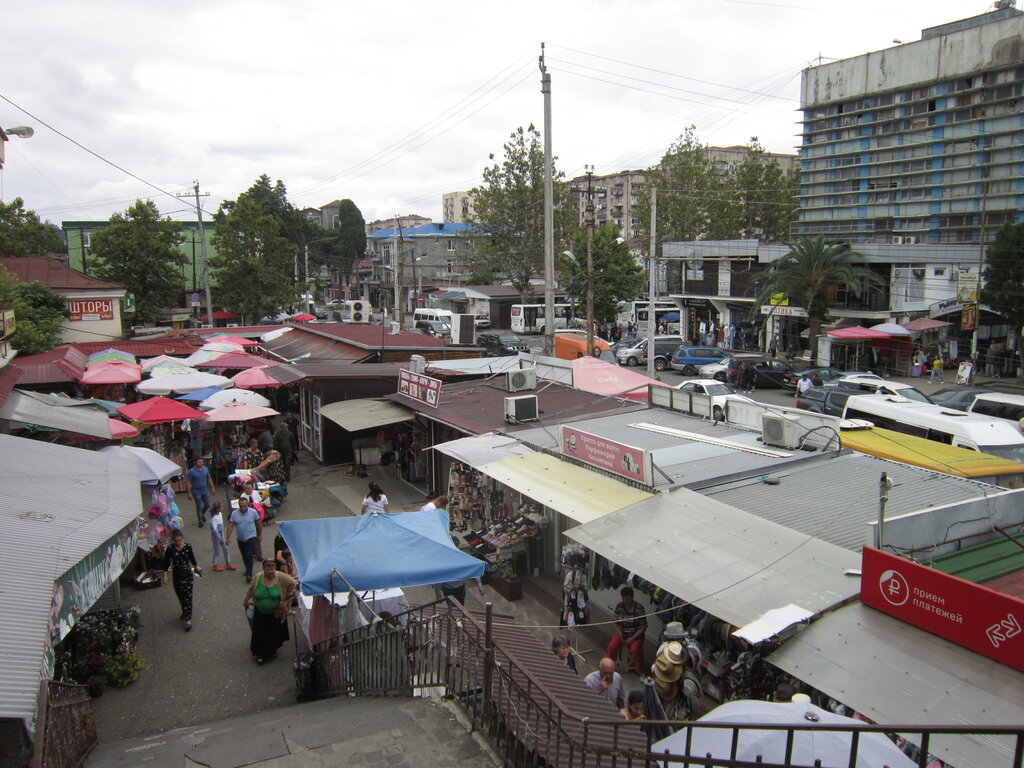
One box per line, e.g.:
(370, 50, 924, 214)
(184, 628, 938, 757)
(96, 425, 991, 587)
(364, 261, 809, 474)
(243, 558, 296, 664)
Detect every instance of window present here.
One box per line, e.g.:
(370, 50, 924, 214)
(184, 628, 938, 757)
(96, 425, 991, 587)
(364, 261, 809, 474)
(82, 231, 92, 247)
(447, 239, 456, 251)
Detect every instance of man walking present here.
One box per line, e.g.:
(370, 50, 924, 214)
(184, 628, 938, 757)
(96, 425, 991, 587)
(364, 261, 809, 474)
(186, 457, 215, 527)
(225, 495, 263, 582)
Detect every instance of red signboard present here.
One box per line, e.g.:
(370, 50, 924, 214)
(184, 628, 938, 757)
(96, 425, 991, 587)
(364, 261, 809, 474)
(67, 298, 115, 322)
(559, 425, 653, 486)
(861, 547, 1023, 672)
(397, 369, 441, 408)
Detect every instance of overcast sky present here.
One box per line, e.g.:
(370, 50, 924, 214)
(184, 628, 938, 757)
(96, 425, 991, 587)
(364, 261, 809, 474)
(1, 0, 983, 228)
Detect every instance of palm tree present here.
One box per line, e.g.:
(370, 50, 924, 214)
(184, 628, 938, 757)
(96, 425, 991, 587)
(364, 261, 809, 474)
(750, 236, 885, 364)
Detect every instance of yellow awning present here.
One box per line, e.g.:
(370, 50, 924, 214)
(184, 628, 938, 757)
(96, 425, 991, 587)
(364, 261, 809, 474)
(476, 452, 651, 524)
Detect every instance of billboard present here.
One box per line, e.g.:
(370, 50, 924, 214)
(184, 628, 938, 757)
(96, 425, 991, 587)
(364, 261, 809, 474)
(860, 547, 1023, 672)
(67, 298, 115, 322)
(560, 425, 653, 486)
(397, 369, 441, 408)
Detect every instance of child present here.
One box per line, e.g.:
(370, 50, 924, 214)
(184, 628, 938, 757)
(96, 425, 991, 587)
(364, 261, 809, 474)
(209, 502, 236, 572)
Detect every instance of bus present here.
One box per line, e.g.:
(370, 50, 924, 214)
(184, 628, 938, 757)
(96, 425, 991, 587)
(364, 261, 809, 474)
(620, 300, 680, 330)
(840, 425, 1024, 489)
(510, 303, 574, 334)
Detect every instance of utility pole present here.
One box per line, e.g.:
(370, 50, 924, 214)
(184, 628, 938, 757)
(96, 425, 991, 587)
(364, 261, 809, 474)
(304, 244, 313, 314)
(585, 166, 595, 357)
(647, 187, 658, 377)
(178, 182, 212, 326)
(541, 43, 556, 356)
(396, 220, 406, 328)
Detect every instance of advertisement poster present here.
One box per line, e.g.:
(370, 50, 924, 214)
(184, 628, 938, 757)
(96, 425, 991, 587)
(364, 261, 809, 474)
(560, 425, 653, 486)
(67, 298, 115, 322)
(860, 547, 1023, 672)
(397, 369, 441, 408)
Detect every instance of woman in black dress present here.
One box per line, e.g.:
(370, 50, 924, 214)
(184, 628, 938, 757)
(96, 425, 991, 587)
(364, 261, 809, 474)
(162, 529, 201, 631)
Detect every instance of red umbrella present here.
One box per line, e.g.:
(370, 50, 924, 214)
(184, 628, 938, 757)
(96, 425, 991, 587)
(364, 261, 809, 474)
(902, 317, 953, 332)
(80, 360, 143, 384)
(231, 366, 282, 389)
(196, 353, 279, 370)
(291, 313, 316, 322)
(117, 397, 207, 424)
(109, 419, 141, 438)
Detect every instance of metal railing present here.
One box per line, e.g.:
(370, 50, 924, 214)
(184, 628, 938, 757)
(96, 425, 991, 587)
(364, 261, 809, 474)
(303, 598, 1024, 768)
(31, 680, 97, 768)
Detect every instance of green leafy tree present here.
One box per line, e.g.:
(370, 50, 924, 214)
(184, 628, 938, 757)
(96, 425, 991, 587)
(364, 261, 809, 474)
(466, 125, 574, 300)
(88, 200, 186, 324)
(982, 222, 1024, 376)
(560, 224, 645, 324)
(635, 127, 736, 291)
(210, 197, 299, 324)
(217, 174, 315, 248)
(750, 236, 885, 363)
(727, 138, 799, 242)
(0, 269, 67, 355)
(0, 198, 65, 257)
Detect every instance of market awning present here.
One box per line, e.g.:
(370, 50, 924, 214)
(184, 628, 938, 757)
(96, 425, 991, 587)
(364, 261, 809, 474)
(431, 432, 534, 467)
(566, 489, 860, 628)
(769, 602, 1024, 768)
(320, 398, 414, 432)
(826, 326, 891, 340)
(0, 389, 114, 438)
(475, 452, 651, 525)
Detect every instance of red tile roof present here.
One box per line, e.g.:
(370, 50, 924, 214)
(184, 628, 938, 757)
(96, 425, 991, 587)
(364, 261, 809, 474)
(293, 322, 448, 349)
(13, 346, 88, 384)
(0, 256, 125, 291)
(68, 337, 201, 356)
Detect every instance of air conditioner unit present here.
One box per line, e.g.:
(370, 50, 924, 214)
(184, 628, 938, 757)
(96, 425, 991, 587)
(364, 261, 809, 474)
(506, 367, 537, 392)
(345, 300, 370, 323)
(891, 236, 904, 245)
(761, 414, 803, 449)
(389, 322, 401, 334)
(226, 323, 239, 328)
(504, 395, 539, 423)
(905, 236, 917, 244)
(451, 313, 477, 345)
(409, 354, 426, 374)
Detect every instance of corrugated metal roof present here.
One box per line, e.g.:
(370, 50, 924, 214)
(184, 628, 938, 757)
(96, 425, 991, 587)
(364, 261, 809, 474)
(431, 432, 534, 467)
(769, 602, 1024, 768)
(0, 389, 114, 437)
(566, 489, 861, 628)
(1, 256, 125, 291)
(13, 345, 88, 384)
(701, 451, 1010, 551)
(263, 331, 366, 363)
(320, 399, 414, 432)
(0, 362, 22, 406)
(1, 435, 141, 726)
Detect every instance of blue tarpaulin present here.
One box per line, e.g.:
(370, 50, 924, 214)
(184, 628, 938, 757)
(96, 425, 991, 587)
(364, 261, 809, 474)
(279, 509, 485, 595)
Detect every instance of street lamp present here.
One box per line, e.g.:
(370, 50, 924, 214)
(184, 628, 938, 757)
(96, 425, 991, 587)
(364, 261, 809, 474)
(0, 125, 34, 171)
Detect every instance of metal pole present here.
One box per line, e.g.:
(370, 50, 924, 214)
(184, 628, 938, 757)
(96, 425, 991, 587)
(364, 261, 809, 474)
(878, 472, 891, 550)
(482, 601, 494, 717)
(304, 244, 312, 314)
(647, 187, 657, 377)
(194, 182, 214, 328)
(585, 166, 595, 357)
(396, 222, 406, 328)
(541, 44, 555, 356)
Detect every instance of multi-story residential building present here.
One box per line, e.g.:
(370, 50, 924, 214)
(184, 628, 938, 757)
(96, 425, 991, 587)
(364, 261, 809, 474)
(364, 214, 431, 237)
(441, 191, 476, 224)
(705, 145, 799, 178)
(798, 6, 1024, 244)
(365, 222, 474, 310)
(569, 170, 647, 243)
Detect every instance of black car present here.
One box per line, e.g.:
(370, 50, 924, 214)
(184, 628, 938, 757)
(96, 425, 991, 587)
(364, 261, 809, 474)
(723, 358, 795, 389)
(477, 331, 529, 356)
(780, 367, 847, 391)
(795, 386, 855, 416)
(929, 386, 990, 412)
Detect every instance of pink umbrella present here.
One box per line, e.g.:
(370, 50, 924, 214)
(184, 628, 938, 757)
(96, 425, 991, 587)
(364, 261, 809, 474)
(117, 397, 207, 425)
(109, 419, 141, 438)
(202, 401, 280, 422)
(197, 353, 279, 370)
(291, 313, 316, 322)
(80, 360, 143, 384)
(232, 366, 282, 388)
(208, 334, 260, 347)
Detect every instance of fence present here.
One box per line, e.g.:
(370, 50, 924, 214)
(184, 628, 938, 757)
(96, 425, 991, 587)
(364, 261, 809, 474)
(31, 680, 97, 768)
(303, 598, 1024, 768)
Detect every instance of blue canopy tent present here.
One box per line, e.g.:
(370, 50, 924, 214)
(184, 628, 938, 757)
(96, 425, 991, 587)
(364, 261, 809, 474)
(279, 509, 485, 595)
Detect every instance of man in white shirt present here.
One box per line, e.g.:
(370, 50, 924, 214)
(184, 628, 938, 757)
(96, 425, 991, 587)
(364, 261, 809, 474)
(584, 657, 625, 710)
(796, 374, 813, 397)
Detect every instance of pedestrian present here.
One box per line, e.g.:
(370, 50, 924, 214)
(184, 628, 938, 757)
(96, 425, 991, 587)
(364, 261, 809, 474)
(605, 585, 647, 677)
(240, 439, 263, 470)
(769, 335, 778, 359)
(930, 354, 945, 383)
(361, 481, 390, 515)
(434, 537, 485, 605)
(258, 423, 274, 453)
(273, 422, 295, 481)
(162, 529, 201, 631)
(186, 457, 215, 527)
(225, 495, 263, 582)
(739, 362, 756, 394)
(622, 689, 646, 720)
(208, 502, 235, 572)
(284, 412, 301, 462)
(796, 373, 813, 398)
(584, 657, 626, 710)
(552, 635, 578, 674)
(420, 494, 447, 512)
(242, 558, 296, 665)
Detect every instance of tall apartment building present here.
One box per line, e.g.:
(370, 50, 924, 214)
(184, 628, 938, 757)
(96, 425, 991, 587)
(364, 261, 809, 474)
(705, 145, 799, 178)
(797, 6, 1024, 244)
(441, 191, 476, 223)
(568, 170, 648, 242)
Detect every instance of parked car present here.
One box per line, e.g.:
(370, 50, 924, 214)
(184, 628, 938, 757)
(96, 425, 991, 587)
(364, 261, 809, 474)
(668, 345, 731, 375)
(697, 353, 765, 382)
(780, 367, 848, 390)
(674, 379, 754, 421)
(617, 335, 685, 368)
(929, 386, 990, 412)
(414, 320, 452, 339)
(966, 392, 1024, 424)
(795, 386, 856, 416)
(827, 374, 932, 404)
(477, 331, 530, 356)
(709, 357, 795, 389)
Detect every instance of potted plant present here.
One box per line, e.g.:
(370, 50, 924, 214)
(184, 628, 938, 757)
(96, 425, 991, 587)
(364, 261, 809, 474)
(108, 650, 145, 688)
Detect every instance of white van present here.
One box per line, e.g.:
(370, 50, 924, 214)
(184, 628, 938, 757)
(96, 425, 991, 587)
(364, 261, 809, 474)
(413, 308, 454, 325)
(966, 393, 1024, 425)
(840, 394, 1024, 462)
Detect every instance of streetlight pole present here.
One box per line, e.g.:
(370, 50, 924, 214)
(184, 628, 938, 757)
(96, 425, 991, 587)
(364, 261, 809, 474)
(647, 187, 658, 377)
(540, 44, 556, 357)
(585, 166, 595, 357)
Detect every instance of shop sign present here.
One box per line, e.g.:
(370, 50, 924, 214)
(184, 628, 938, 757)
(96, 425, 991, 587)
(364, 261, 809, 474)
(67, 298, 115, 322)
(559, 425, 653, 486)
(682, 298, 710, 308)
(961, 303, 978, 331)
(860, 547, 1023, 672)
(398, 369, 441, 408)
(0, 308, 15, 338)
(929, 297, 965, 318)
(760, 304, 807, 317)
